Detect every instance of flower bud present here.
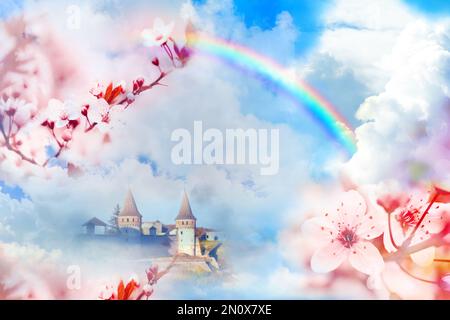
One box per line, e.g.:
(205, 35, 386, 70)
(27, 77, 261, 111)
(439, 274, 450, 292)
(126, 93, 135, 103)
(5, 107, 16, 117)
(151, 57, 159, 67)
(81, 104, 89, 116)
(133, 78, 145, 92)
(61, 129, 72, 142)
(41, 120, 55, 130)
(137, 77, 144, 85)
(143, 284, 153, 297)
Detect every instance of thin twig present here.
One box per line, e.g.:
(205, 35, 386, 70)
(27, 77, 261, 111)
(383, 235, 444, 261)
(0, 124, 38, 165)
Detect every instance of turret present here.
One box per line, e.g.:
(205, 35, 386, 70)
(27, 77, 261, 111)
(118, 189, 142, 236)
(175, 191, 197, 255)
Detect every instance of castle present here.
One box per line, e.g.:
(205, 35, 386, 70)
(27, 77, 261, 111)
(81, 190, 220, 257)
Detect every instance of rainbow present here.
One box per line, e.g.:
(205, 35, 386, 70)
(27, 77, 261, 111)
(187, 32, 357, 155)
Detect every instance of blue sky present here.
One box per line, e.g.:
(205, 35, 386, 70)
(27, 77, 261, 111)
(193, 0, 450, 54)
(2, 0, 449, 21)
(1, 0, 443, 45)
(223, 0, 332, 54)
(0, 181, 27, 200)
(404, 0, 450, 15)
(0, 0, 23, 18)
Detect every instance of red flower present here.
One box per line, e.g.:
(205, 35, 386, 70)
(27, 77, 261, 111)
(429, 185, 450, 203)
(91, 82, 125, 105)
(101, 279, 139, 300)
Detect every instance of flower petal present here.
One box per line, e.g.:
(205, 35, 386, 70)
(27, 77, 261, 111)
(410, 246, 435, 267)
(420, 207, 447, 234)
(164, 21, 175, 35)
(302, 217, 336, 245)
(383, 225, 398, 253)
(311, 241, 347, 273)
(348, 241, 384, 275)
(357, 211, 385, 240)
(367, 273, 383, 290)
(389, 209, 408, 247)
(335, 190, 367, 227)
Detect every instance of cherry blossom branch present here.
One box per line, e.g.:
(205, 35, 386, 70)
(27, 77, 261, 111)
(135, 255, 178, 300)
(118, 70, 171, 109)
(383, 234, 445, 262)
(1, 23, 192, 169)
(0, 121, 39, 165)
(100, 256, 178, 300)
(42, 143, 65, 167)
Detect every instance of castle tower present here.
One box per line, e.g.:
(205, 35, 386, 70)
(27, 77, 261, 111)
(175, 191, 197, 256)
(118, 189, 142, 236)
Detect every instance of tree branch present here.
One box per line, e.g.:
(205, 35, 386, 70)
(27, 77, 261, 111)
(383, 234, 445, 261)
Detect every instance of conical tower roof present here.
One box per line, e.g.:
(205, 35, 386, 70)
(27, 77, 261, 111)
(175, 191, 196, 220)
(119, 190, 142, 217)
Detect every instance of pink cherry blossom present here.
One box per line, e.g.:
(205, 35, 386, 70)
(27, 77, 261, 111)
(0, 14, 187, 169)
(146, 265, 159, 285)
(141, 18, 174, 47)
(0, 97, 18, 115)
(98, 284, 115, 300)
(142, 284, 154, 299)
(45, 99, 80, 128)
(86, 98, 115, 132)
(302, 190, 385, 275)
(61, 129, 72, 142)
(89, 82, 105, 99)
(0, 97, 36, 127)
(382, 190, 449, 266)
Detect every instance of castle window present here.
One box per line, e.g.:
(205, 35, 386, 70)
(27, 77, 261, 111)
(127, 218, 129, 222)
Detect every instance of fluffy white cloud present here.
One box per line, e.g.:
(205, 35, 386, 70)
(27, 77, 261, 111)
(0, 191, 35, 243)
(318, 0, 416, 91)
(0, 242, 66, 299)
(344, 20, 450, 185)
